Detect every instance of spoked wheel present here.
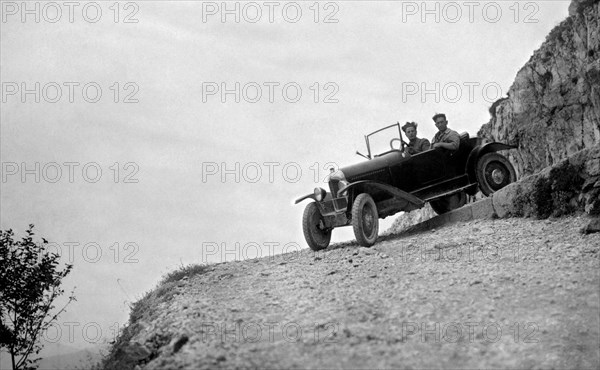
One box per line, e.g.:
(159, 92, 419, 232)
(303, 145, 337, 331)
(351, 193, 379, 247)
(302, 202, 332, 251)
(476, 153, 517, 196)
(430, 191, 467, 215)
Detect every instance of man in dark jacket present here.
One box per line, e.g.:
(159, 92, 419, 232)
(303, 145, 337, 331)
(402, 121, 430, 155)
(431, 113, 460, 151)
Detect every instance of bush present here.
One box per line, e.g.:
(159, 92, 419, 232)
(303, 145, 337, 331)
(0, 225, 75, 370)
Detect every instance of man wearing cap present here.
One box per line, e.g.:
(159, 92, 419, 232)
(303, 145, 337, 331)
(402, 122, 430, 155)
(431, 113, 460, 151)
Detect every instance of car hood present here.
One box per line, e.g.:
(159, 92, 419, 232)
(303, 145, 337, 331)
(340, 151, 405, 183)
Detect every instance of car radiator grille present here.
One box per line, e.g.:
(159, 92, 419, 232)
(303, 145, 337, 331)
(329, 180, 340, 196)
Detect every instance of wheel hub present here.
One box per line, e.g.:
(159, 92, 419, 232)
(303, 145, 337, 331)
(363, 208, 374, 233)
(491, 168, 505, 184)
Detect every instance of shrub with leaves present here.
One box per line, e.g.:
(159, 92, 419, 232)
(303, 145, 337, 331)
(0, 225, 75, 370)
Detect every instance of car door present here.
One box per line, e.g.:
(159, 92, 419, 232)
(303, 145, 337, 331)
(390, 149, 448, 192)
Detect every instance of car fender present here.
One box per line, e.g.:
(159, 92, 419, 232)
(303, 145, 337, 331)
(466, 142, 516, 184)
(294, 193, 318, 204)
(338, 180, 425, 208)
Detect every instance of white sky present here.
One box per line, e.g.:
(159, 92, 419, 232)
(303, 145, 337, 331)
(1, 0, 569, 358)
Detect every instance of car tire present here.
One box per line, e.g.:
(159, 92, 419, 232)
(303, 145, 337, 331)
(476, 153, 517, 196)
(302, 202, 332, 251)
(351, 193, 379, 247)
(430, 191, 467, 215)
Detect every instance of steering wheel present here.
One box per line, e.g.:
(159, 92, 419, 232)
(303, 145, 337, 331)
(390, 138, 407, 150)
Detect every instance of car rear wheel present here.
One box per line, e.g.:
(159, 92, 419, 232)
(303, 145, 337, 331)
(430, 191, 467, 215)
(352, 193, 379, 247)
(302, 202, 332, 251)
(476, 153, 517, 196)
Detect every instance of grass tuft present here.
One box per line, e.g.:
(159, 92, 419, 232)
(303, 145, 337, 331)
(159, 263, 209, 285)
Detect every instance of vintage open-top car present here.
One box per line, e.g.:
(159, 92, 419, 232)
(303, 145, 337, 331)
(295, 123, 517, 250)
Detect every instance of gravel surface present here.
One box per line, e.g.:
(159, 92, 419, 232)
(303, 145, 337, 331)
(130, 215, 600, 369)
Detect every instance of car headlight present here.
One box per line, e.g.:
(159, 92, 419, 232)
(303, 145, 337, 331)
(314, 187, 327, 202)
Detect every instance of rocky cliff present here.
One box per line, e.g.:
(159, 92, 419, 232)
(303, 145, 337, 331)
(390, 0, 600, 231)
(478, 0, 600, 178)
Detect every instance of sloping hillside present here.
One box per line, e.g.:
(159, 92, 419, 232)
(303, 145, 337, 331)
(102, 215, 599, 369)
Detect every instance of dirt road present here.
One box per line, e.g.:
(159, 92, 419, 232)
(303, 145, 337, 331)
(113, 215, 600, 369)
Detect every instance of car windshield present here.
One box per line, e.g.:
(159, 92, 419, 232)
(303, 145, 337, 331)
(366, 124, 403, 158)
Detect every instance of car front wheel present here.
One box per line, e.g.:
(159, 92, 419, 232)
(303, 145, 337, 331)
(476, 153, 517, 196)
(302, 202, 332, 251)
(351, 193, 379, 247)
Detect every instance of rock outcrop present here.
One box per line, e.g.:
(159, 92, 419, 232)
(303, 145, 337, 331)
(492, 144, 600, 217)
(386, 204, 437, 234)
(478, 0, 600, 179)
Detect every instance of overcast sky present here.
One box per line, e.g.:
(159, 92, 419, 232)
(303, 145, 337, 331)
(1, 0, 569, 358)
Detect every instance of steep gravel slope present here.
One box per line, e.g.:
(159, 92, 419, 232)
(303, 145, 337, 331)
(112, 215, 600, 369)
